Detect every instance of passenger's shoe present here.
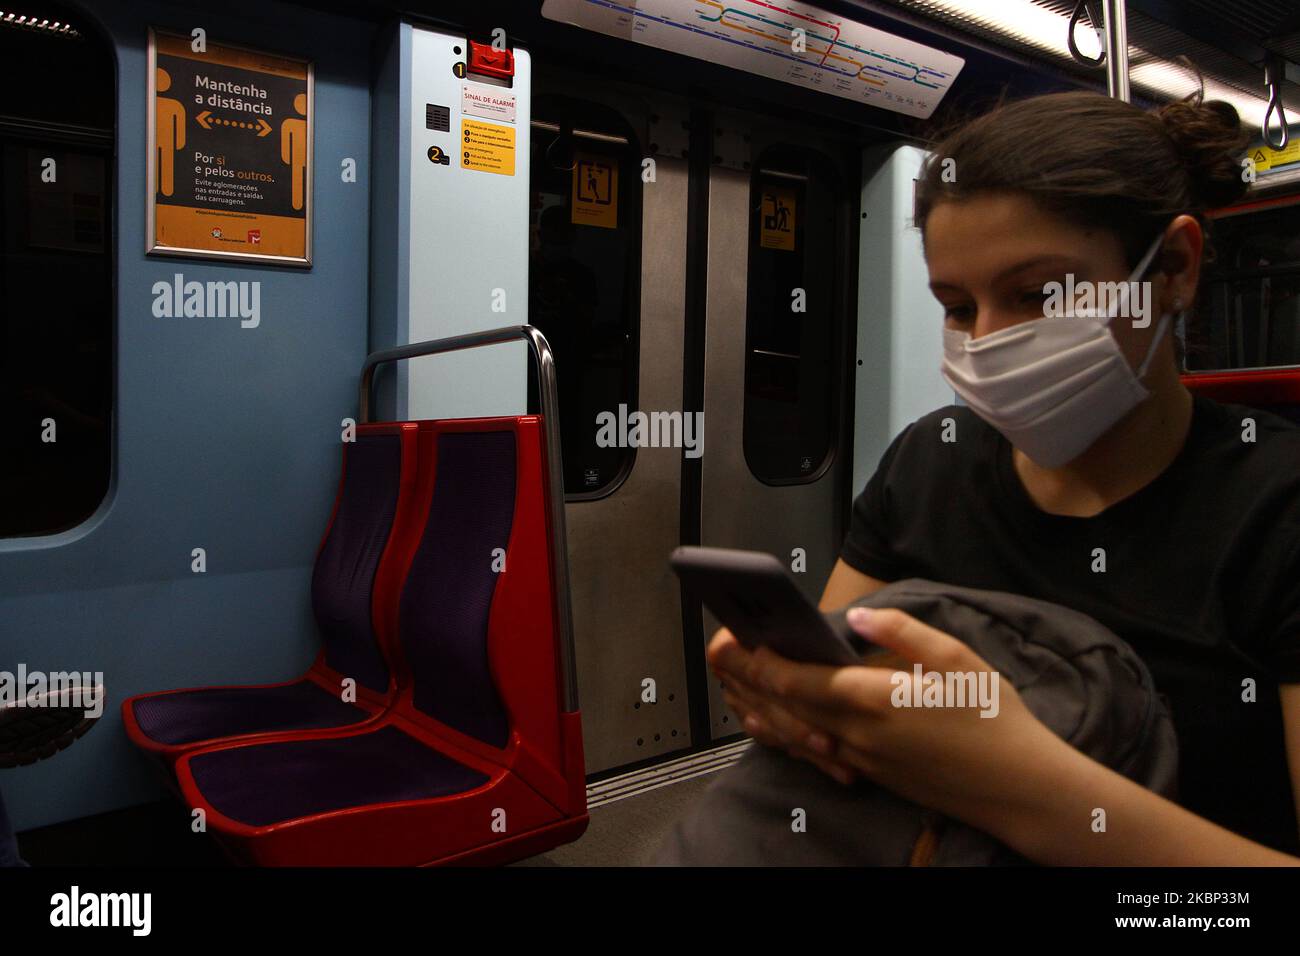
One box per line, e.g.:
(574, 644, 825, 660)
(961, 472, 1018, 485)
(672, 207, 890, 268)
(0, 684, 104, 768)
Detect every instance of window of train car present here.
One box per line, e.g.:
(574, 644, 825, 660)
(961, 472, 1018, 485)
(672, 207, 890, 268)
(527, 97, 641, 498)
(0, 12, 114, 537)
(744, 147, 840, 484)
(1190, 199, 1300, 372)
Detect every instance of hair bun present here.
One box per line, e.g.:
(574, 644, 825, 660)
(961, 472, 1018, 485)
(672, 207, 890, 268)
(1155, 97, 1250, 210)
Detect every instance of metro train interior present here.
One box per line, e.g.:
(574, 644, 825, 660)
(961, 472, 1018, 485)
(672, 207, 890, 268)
(2, 0, 1300, 890)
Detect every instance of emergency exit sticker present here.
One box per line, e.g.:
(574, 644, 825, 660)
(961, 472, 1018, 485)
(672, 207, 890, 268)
(460, 118, 515, 176)
(571, 153, 618, 229)
(760, 186, 797, 250)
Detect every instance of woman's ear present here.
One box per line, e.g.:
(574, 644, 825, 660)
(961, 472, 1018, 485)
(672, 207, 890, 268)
(1158, 214, 1204, 313)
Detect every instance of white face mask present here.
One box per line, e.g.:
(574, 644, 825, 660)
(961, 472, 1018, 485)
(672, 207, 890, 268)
(940, 232, 1176, 469)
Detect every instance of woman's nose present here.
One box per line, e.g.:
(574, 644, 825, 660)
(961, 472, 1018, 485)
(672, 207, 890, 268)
(969, 310, 1033, 342)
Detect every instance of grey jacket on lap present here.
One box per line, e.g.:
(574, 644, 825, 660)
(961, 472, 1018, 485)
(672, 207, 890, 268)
(651, 578, 1179, 866)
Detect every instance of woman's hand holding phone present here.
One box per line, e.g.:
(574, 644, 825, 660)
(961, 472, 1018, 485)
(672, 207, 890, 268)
(709, 626, 860, 785)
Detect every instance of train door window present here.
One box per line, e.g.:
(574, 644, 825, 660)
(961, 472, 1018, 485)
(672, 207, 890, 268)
(744, 147, 840, 483)
(528, 96, 641, 497)
(1189, 201, 1300, 372)
(0, 10, 114, 537)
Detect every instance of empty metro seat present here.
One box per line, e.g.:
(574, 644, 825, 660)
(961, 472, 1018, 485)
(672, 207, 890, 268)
(172, 416, 588, 866)
(121, 423, 421, 765)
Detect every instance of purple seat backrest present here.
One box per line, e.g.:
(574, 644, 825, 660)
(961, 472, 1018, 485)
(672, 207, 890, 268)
(311, 433, 401, 694)
(399, 430, 516, 748)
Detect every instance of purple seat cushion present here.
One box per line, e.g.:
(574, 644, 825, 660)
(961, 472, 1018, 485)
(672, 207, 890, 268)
(187, 725, 491, 827)
(313, 433, 401, 694)
(400, 431, 515, 747)
(131, 681, 367, 746)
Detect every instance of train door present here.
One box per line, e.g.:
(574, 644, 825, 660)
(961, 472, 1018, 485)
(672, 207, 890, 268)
(695, 113, 857, 740)
(528, 73, 858, 771)
(529, 77, 695, 773)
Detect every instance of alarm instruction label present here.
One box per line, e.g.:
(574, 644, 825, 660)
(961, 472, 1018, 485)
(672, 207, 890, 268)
(460, 118, 515, 176)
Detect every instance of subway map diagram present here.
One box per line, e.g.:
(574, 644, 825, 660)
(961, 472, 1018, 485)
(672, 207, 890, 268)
(542, 0, 965, 119)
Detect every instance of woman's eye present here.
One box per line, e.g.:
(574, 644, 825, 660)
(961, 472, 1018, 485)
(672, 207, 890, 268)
(943, 305, 974, 322)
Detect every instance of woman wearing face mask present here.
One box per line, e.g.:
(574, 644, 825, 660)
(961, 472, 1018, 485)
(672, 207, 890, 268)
(712, 90, 1300, 864)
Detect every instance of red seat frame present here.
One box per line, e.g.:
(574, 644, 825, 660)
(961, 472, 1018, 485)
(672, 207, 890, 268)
(1181, 368, 1300, 408)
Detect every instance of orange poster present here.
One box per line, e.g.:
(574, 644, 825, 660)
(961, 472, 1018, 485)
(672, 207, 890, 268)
(759, 186, 796, 251)
(147, 30, 312, 265)
(570, 153, 618, 229)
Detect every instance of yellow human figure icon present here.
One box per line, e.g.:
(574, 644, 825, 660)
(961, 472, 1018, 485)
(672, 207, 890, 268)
(155, 68, 186, 197)
(280, 92, 308, 211)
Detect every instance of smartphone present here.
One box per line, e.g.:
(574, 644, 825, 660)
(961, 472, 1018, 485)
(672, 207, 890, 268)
(670, 546, 866, 666)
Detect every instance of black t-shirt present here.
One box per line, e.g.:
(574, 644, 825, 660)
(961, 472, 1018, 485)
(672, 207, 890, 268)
(840, 394, 1300, 854)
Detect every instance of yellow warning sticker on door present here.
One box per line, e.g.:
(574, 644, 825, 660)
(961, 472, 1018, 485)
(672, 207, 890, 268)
(460, 118, 515, 176)
(760, 186, 796, 250)
(571, 153, 618, 229)
(1249, 140, 1300, 173)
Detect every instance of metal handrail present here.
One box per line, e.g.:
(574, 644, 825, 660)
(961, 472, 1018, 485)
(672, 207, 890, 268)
(1102, 0, 1130, 103)
(358, 325, 579, 713)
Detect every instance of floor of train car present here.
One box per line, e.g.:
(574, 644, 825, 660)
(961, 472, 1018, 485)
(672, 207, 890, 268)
(514, 773, 716, 867)
(15, 743, 746, 866)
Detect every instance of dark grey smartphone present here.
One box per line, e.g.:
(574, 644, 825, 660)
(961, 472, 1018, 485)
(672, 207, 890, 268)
(670, 546, 866, 666)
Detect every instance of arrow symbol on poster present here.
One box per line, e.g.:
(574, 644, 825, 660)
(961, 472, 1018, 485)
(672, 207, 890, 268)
(194, 111, 272, 136)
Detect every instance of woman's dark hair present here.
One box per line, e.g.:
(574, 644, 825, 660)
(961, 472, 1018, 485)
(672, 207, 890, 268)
(914, 88, 1250, 359)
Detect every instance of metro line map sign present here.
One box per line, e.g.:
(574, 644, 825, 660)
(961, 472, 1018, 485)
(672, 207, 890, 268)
(541, 0, 964, 119)
(146, 30, 313, 265)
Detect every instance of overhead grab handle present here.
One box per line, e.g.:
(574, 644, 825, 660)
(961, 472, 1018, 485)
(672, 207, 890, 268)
(1263, 55, 1290, 152)
(1068, 0, 1105, 68)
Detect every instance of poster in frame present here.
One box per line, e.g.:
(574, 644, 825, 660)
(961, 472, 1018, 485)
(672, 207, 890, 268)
(146, 28, 313, 266)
